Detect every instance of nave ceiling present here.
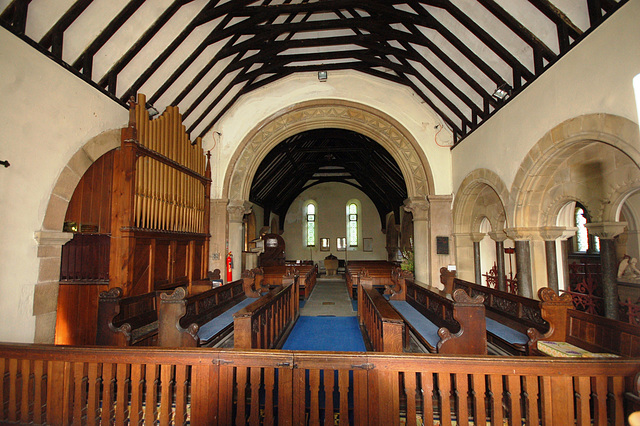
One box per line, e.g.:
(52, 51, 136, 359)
(0, 0, 627, 223)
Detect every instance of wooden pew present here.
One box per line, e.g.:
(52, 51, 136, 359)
(286, 263, 317, 299)
(260, 264, 317, 299)
(358, 281, 404, 352)
(261, 265, 287, 288)
(96, 287, 160, 346)
(157, 276, 262, 347)
(389, 277, 487, 354)
(445, 271, 549, 355)
(345, 260, 397, 299)
(234, 274, 300, 349)
(528, 287, 640, 357)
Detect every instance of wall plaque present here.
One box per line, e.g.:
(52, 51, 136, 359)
(436, 236, 449, 255)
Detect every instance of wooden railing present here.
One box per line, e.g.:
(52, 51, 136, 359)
(234, 276, 299, 349)
(0, 343, 638, 425)
(358, 283, 404, 352)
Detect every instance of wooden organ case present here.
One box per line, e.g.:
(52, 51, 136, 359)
(57, 94, 211, 345)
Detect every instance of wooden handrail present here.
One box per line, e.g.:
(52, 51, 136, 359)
(358, 283, 404, 352)
(233, 276, 299, 349)
(0, 343, 637, 425)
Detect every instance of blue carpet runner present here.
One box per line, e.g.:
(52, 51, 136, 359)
(282, 316, 366, 351)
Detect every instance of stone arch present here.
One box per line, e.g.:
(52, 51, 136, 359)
(223, 99, 435, 203)
(509, 114, 640, 228)
(453, 168, 509, 234)
(34, 129, 121, 343)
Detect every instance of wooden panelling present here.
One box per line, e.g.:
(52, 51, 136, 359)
(55, 283, 108, 345)
(64, 150, 114, 234)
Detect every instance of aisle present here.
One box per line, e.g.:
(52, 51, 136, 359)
(282, 276, 366, 351)
(299, 277, 355, 317)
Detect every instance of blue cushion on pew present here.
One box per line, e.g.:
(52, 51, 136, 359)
(389, 300, 440, 347)
(485, 317, 528, 345)
(197, 298, 258, 341)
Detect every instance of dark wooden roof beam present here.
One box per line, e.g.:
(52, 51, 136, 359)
(406, 1, 535, 83)
(0, 0, 31, 35)
(71, 0, 152, 74)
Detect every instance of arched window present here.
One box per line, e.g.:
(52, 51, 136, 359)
(347, 202, 358, 247)
(305, 202, 316, 247)
(574, 204, 599, 253)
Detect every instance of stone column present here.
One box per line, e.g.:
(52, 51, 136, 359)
(209, 199, 229, 276)
(539, 226, 567, 293)
(428, 195, 454, 285)
(404, 198, 430, 284)
(587, 222, 627, 320)
(489, 231, 508, 292)
(227, 200, 252, 282)
(33, 230, 74, 343)
(470, 232, 486, 284)
(505, 228, 536, 298)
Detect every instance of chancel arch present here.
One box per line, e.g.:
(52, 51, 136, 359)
(222, 100, 437, 282)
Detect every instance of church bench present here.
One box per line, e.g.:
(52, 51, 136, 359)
(259, 265, 316, 299)
(288, 264, 317, 300)
(528, 288, 640, 357)
(358, 282, 404, 352)
(234, 274, 300, 349)
(96, 288, 160, 346)
(345, 261, 397, 299)
(386, 276, 487, 354)
(157, 276, 262, 347)
(446, 273, 549, 355)
(261, 265, 288, 288)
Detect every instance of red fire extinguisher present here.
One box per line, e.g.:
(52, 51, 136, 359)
(226, 251, 233, 282)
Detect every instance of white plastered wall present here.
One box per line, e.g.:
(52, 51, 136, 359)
(452, 0, 640, 296)
(0, 27, 127, 342)
(282, 182, 388, 263)
(202, 70, 455, 200)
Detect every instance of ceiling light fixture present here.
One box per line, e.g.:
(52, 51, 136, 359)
(318, 71, 327, 82)
(492, 83, 511, 101)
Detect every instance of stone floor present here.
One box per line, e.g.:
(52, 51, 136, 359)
(300, 276, 355, 317)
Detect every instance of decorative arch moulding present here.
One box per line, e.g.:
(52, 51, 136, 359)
(226, 101, 434, 203)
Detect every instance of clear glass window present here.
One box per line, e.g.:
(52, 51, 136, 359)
(306, 203, 316, 247)
(348, 203, 358, 246)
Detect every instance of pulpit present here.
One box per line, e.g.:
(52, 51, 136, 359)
(324, 253, 338, 276)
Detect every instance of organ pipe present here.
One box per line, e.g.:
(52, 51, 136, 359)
(130, 94, 208, 234)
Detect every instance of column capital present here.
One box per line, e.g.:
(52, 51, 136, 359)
(227, 200, 252, 223)
(586, 221, 627, 239)
(539, 226, 578, 241)
(33, 230, 74, 247)
(504, 227, 538, 241)
(488, 230, 508, 242)
(469, 232, 486, 243)
(403, 197, 429, 221)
